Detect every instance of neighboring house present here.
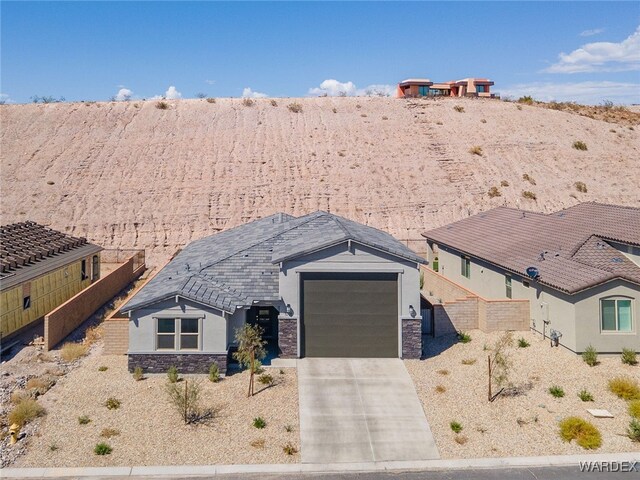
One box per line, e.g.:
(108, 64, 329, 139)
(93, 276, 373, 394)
(422, 203, 640, 354)
(398, 77, 496, 98)
(0, 222, 102, 340)
(119, 212, 425, 374)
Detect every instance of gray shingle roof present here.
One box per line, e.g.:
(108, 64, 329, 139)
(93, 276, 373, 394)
(121, 211, 424, 313)
(422, 202, 640, 294)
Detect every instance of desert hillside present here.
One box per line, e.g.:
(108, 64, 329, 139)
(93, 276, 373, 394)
(2, 97, 639, 265)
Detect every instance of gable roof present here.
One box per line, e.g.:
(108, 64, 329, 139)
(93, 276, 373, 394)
(1, 221, 102, 291)
(121, 211, 424, 313)
(422, 203, 640, 294)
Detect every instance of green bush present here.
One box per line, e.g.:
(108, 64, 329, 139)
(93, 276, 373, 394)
(8, 398, 46, 426)
(628, 419, 640, 442)
(283, 442, 298, 455)
(104, 397, 121, 410)
(608, 376, 640, 400)
(559, 417, 602, 449)
(453, 105, 465, 113)
(98, 366, 108, 372)
(253, 417, 266, 429)
(549, 385, 565, 398)
(450, 421, 463, 433)
(628, 400, 640, 419)
(94, 442, 113, 455)
(522, 191, 537, 200)
(457, 331, 472, 343)
(578, 389, 594, 402)
(517, 337, 530, 348)
(78, 415, 91, 425)
(133, 366, 144, 381)
(167, 366, 179, 383)
(285, 424, 293, 432)
(258, 373, 274, 386)
(621, 348, 638, 366)
(572, 141, 588, 151)
(582, 345, 598, 367)
(518, 95, 534, 105)
(209, 363, 220, 383)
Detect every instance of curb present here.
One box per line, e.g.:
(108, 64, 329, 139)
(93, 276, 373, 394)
(1, 452, 639, 478)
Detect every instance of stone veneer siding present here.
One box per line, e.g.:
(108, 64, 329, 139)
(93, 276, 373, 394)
(402, 317, 422, 359)
(128, 353, 228, 374)
(278, 316, 298, 358)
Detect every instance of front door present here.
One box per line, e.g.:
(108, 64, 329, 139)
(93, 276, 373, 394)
(247, 306, 279, 341)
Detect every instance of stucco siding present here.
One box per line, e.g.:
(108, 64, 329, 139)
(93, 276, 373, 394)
(128, 298, 228, 354)
(573, 280, 639, 353)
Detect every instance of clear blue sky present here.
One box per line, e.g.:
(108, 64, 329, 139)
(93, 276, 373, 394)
(2, 1, 639, 104)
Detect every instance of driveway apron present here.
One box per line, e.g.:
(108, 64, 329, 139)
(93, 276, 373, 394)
(298, 358, 440, 463)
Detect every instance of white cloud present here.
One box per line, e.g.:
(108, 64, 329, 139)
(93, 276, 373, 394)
(500, 81, 640, 105)
(580, 28, 604, 37)
(165, 86, 182, 99)
(205, 79, 216, 85)
(308, 79, 395, 97)
(242, 87, 268, 98)
(545, 26, 640, 73)
(114, 88, 133, 101)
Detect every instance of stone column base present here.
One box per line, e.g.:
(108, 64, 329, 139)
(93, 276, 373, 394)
(402, 317, 422, 359)
(128, 353, 228, 374)
(278, 316, 299, 358)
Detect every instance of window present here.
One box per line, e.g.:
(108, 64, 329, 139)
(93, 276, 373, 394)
(505, 276, 512, 299)
(477, 85, 486, 93)
(522, 280, 530, 288)
(81, 259, 88, 281)
(418, 85, 430, 96)
(156, 318, 201, 350)
(601, 298, 633, 332)
(461, 256, 471, 279)
(23, 296, 31, 310)
(92, 255, 99, 281)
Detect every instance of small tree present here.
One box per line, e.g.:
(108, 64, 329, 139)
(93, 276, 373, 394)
(233, 324, 267, 397)
(488, 332, 514, 401)
(165, 379, 202, 424)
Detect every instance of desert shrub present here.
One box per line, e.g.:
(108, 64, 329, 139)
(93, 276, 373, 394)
(8, 399, 45, 426)
(167, 366, 179, 383)
(279, 369, 285, 375)
(435, 385, 446, 393)
(522, 173, 536, 185)
(559, 417, 602, 450)
(242, 98, 255, 107)
(382, 116, 388, 120)
(450, 421, 463, 433)
(258, 373, 274, 386)
(49, 443, 58, 451)
(436, 121, 443, 125)
(283, 442, 298, 455)
(461, 358, 476, 365)
(85, 325, 102, 345)
(621, 348, 638, 365)
(285, 424, 293, 432)
(11, 390, 33, 404)
(628, 400, 640, 419)
(517, 105, 522, 110)
(608, 376, 640, 400)
(155, 101, 169, 110)
(518, 95, 534, 105)
(500, 180, 509, 187)
(98, 366, 108, 372)
(582, 345, 598, 367)
(166, 380, 209, 424)
(468, 146, 483, 156)
(104, 397, 121, 410)
(549, 385, 565, 398)
(133, 366, 144, 381)
(332, 108, 337, 113)
(60, 342, 88, 362)
(454, 434, 468, 445)
(209, 363, 220, 383)
(270, 99, 277, 107)
(253, 417, 266, 429)
(458, 331, 472, 343)
(574, 181, 588, 193)
(453, 105, 465, 113)
(250, 438, 265, 448)
(437, 369, 450, 376)
(94, 442, 113, 455)
(522, 191, 537, 200)
(206, 97, 216, 103)
(578, 389, 594, 402)
(628, 419, 640, 442)
(26, 377, 52, 394)
(517, 337, 530, 348)
(100, 428, 120, 438)
(573, 141, 588, 151)
(488, 186, 501, 198)
(480, 118, 487, 123)
(360, 113, 367, 117)
(78, 415, 91, 425)
(287, 102, 303, 113)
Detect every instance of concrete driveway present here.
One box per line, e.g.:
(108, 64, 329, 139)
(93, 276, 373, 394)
(298, 358, 439, 463)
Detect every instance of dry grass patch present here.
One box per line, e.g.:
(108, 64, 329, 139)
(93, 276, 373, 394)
(574, 181, 588, 193)
(461, 358, 477, 365)
(250, 438, 265, 449)
(242, 98, 255, 107)
(572, 140, 588, 151)
(453, 105, 465, 113)
(60, 342, 88, 362)
(609, 376, 640, 400)
(100, 428, 120, 438)
(469, 146, 483, 156)
(454, 434, 468, 445)
(559, 417, 602, 450)
(8, 398, 46, 426)
(522, 190, 537, 201)
(522, 173, 536, 185)
(287, 102, 303, 113)
(437, 369, 450, 376)
(155, 101, 169, 110)
(435, 385, 447, 394)
(488, 186, 501, 198)
(628, 400, 640, 419)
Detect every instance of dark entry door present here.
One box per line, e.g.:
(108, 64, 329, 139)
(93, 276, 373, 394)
(301, 272, 398, 358)
(247, 306, 278, 341)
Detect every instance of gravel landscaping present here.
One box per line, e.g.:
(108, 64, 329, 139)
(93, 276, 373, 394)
(405, 330, 639, 459)
(13, 345, 300, 467)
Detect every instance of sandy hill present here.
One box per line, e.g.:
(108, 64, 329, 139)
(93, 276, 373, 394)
(1, 97, 639, 266)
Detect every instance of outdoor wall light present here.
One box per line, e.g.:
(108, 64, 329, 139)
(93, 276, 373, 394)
(409, 305, 417, 317)
(286, 304, 293, 316)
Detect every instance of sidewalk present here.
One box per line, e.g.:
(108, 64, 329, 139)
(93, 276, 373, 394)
(2, 452, 638, 478)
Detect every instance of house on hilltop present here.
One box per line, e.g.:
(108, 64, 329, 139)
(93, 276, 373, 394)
(422, 202, 640, 354)
(398, 77, 496, 98)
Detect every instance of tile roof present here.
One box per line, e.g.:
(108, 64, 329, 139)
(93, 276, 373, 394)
(121, 211, 424, 313)
(0, 221, 102, 290)
(422, 202, 640, 294)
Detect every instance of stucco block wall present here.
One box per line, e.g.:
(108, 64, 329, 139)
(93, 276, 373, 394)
(484, 300, 530, 332)
(103, 317, 128, 355)
(433, 298, 479, 336)
(422, 266, 472, 302)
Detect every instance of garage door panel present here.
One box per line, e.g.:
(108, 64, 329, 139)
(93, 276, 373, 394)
(302, 273, 398, 358)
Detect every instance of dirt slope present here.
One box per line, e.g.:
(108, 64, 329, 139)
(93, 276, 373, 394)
(2, 97, 639, 265)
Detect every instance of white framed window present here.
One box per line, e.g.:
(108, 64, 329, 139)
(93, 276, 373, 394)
(601, 298, 633, 333)
(155, 318, 201, 351)
(505, 275, 512, 299)
(461, 255, 471, 279)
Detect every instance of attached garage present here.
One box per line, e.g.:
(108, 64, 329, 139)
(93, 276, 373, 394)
(301, 272, 399, 357)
